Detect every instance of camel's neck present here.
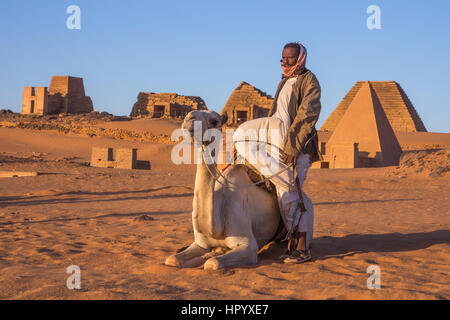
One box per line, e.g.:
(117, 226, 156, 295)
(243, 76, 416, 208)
(192, 149, 224, 238)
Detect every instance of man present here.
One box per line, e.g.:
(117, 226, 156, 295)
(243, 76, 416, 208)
(233, 42, 321, 263)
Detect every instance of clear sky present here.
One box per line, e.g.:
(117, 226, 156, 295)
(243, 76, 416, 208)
(1, 0, 449, 132)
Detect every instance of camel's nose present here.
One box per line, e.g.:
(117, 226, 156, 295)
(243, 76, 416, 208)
(182, 119, 195, 133)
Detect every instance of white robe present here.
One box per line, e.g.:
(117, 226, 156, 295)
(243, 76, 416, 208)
(232, 77, 314, 248)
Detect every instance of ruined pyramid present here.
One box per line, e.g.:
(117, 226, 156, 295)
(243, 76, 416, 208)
(321, 81, 426, 133)
(323, 81, 403, 168)
(220, 81, 273, 125)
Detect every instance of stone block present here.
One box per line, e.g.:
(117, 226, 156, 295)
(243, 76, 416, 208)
(90, 147, 114, 168)
(115, 148, 137, 169)
(330, 143, 359, 168)
(90, 147, 150, 170)
(0, 171, 39, 178)
(21, 87, 48, 115)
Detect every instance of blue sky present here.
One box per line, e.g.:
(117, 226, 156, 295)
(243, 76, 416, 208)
(1, 0, 449, 132)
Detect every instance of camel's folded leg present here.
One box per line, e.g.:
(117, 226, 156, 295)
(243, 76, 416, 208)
(165, 242, 210, 268)
(204, 239, 258, 270)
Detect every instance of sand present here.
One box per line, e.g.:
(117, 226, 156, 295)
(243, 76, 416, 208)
(0, 118, 449, 300)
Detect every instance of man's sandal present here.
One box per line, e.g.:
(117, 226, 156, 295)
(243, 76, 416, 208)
(283, 249, 312, 264)
(279, 250, 291, 260)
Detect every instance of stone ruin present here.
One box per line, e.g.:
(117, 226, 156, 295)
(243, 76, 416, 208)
(90, 147, 150, 170)
(314, 81, 403, 169)
(220, 81, 274, 126)
(321, 81, 426, 133)
(21, 76, 93, 115)
(130, 92, 207, 118)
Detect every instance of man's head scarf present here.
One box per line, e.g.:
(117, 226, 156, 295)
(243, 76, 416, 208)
(282, 42, 307, 79)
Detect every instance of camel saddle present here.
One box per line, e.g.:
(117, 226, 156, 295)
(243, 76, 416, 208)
(220, 147, 277, 194)
(241, 161, 277, 194)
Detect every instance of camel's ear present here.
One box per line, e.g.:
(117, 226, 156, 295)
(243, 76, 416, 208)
(220, 113, 228, 126)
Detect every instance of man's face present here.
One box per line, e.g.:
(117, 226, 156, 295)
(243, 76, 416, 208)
(281, 47, 299, 67)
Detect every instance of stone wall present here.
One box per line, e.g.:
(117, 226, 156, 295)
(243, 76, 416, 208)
(49, 76, 93, 114)
(49, 76, 70, 96)
(130, 92, 207, 118)
(22, 76, 93, 115)
(321, 81, 426, 133)
(21, 87, 48, 115)
(90, 147, 150, 170)
(220, 81, 273, 126)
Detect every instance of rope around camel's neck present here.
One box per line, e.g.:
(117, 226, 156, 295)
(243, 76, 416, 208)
(199, 141, 293, 190)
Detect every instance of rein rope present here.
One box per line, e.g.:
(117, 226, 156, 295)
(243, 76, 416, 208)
(200, 139, 295, 190)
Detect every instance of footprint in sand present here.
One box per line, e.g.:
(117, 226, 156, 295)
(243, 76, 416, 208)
(251, 289, 272, 296)
(154, 285, 188, 295)
(131, 252, 148, 258)
(66, 241, 87, 249)
(36, 247, 62, 258)
(67, 249, 85, 254)
(133, 215, 155, 222)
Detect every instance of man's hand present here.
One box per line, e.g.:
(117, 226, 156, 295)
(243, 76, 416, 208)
(280, 154, 296, 166)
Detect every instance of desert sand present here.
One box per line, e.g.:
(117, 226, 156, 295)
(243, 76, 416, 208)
(0, 115, 449, 300)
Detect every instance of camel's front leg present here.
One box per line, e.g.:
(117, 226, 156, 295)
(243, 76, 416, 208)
(165, 242, 210, 268)
(204, 237, 258, 270)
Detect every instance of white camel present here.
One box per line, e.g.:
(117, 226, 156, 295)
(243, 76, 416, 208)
(165, 109, 285, 270)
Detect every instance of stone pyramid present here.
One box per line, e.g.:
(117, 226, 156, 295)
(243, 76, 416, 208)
(220, 81, 273, 125)
(321, 81, 426, 132)
(325, 81, 403, 167)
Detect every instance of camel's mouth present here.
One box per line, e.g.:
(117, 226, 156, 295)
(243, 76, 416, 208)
(181, 121, 201, 146)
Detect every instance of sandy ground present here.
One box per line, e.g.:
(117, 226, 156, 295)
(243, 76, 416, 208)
(0, 120, 449, 300)
(93, 118, 183, 136)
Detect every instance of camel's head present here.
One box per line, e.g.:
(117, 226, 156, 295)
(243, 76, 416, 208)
(182, 110, 228, 144)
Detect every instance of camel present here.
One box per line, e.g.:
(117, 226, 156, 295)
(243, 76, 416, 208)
(165, 110, 312, 270)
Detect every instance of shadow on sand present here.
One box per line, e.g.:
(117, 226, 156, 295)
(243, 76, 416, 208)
(257, 230, 450, 264)
(0, 185, 193, 208)
(313, 198, 422, 206)
(0, 210, 190, 227)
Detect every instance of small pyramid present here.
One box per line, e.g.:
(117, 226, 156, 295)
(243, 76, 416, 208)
(321, 81, 426, 132)
(326, 81, 402, 167)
